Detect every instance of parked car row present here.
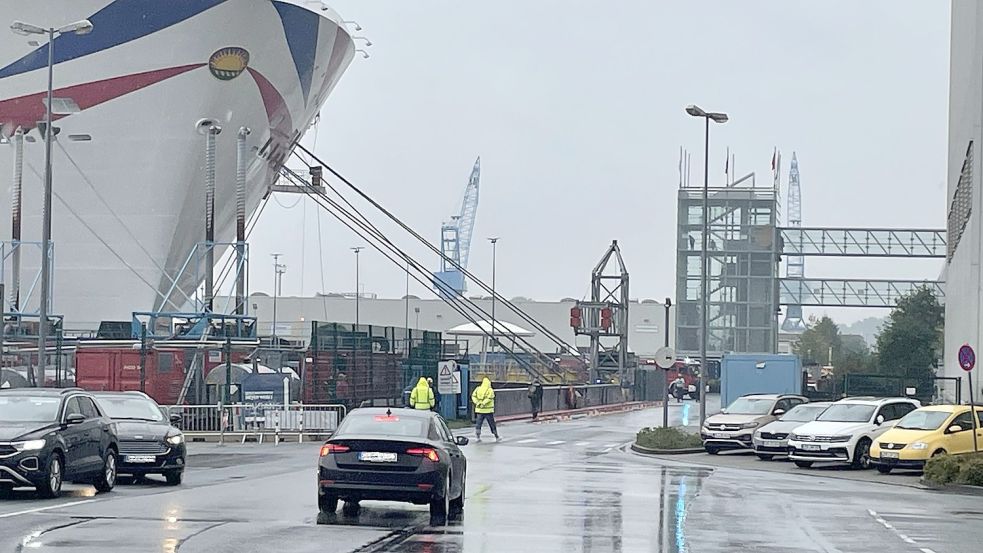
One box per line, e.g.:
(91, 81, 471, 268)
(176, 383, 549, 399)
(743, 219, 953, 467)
(0, 388, 186, 499)
(702, 393, 983, 473)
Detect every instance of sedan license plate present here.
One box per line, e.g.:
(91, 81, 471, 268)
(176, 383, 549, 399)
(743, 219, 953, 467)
(763, 440, 781, 448)
(359, 451, 397, 463)
(125, 455, 156, 463)
(880, 451, 900, 459)
(711, 432, 728, 439)
(802, 444, 821, 452)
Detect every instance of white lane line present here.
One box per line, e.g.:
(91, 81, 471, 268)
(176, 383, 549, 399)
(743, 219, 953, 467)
(0, 500, 95, 519)
(603, 443, 619, 448)
(547, 440, 565, 445)
(899, 535, 915, 545)
(575, 441, 590, 446)
(515, 438, 538, 444)
(602, 447, 612, 453)
(920, 549, 937, 553)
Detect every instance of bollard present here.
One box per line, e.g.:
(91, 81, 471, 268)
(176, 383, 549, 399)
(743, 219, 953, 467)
(298, 405, 304, 444)
(219, 402, 226, 445)
(274, 412, 280, 446)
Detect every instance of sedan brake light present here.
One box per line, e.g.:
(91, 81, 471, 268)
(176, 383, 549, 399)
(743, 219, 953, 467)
(320, 443, 350, 456)
(406, 447, 439, 462)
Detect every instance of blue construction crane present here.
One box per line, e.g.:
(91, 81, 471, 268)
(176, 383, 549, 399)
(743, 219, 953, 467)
(433, 157, 480, 297)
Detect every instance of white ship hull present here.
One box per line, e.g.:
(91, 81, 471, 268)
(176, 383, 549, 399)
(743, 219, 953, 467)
(0, 0, 354, 329)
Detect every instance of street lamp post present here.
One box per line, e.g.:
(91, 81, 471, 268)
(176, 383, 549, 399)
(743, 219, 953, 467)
(685, 104, 728, 426)
(351, 247, 363, 327)
(271, 253, 285, 345)
(488, 238, 499, 352)
(663, 297, 672, 428)
(11, 19, 93, 387)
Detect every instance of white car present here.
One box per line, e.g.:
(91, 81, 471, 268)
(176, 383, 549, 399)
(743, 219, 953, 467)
(787, 397, 920, 469)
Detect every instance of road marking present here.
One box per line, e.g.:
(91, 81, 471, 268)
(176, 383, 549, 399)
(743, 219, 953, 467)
(515, 438, 538, 444)
(547, 440, 565, 445)
(575, 441, 590, 446)
(0, 500, 95, 519)
(868, 509, 928, 549)
(920, 549, 937, 553)
(899, 535, 915, 545)
(603, 443, 619, 448)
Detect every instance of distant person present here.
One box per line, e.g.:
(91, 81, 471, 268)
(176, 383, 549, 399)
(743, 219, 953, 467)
(427, 377, 440, 411)
(471, 377, 500, 442)
(527, 379, 544, 420)
(688, 235, 696, 249)
(669, 376, 686, 403)
(409, 377, 435, 410)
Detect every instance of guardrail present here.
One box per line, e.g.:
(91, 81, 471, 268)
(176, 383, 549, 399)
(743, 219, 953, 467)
(164, 403, 347, 444)
(491, 384, 627, 418)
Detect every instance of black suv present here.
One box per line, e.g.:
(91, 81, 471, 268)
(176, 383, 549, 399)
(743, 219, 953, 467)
(91, 391, 186, 485)
(0, 388, 119, 498)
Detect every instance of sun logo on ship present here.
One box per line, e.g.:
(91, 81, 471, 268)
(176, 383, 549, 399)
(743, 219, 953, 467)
(209, 47, 249, 80)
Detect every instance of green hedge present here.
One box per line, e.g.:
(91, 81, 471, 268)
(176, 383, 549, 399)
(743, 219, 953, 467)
(923, 452, 983, 486)
(636, 427, 703, 450)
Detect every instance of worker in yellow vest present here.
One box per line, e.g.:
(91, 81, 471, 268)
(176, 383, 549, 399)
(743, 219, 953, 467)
(409, 377, 435, 410)
(471, 377, 500, 442)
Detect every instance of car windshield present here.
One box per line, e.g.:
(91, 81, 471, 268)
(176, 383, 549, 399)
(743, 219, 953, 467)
(0, 396, 61, 422)
(724, 398, 774, 415)
(337, 413, 426, 438)
(96, 396, 164, 422)
(780, 404, 828, 422)
(895, 410, 953, 431)
(817, 404, 877, 423)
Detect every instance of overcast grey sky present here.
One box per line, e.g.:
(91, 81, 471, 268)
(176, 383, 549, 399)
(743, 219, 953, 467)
(246, 1, 950, 325)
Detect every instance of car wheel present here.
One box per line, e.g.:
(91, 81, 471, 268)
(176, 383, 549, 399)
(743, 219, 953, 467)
(756, 454, 773, 461)
(794, 460, 813, 468)
(705, 447, 720, 455)
(450, 470, 466, 516)
(93, 449, 118, 493)
(429, 472, 451, 525)
(932, 449, 947, 457)
(876, 466, 892, 474)
(37, 454, 63, 499)
(342, 500, 361, 517)
(0, 483, 13, 498)
(164, 470, 183, 486)
(851, 439, 872, 470)
(318, 493, 338, 515)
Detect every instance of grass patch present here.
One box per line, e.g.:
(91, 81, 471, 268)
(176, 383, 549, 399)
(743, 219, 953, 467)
(923, 452, 983, 486)
(635, 426, 703, 450)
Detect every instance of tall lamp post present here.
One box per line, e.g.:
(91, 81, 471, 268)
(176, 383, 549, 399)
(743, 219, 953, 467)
(685, 104, 728, 425)
(351, 247, 363, 327)
(488, 237, 499, 352)
(271, 253, 285, 345)
(11, 19, 93, 387)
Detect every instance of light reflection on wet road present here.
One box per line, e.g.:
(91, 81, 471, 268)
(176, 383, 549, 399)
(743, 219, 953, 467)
(1, 404, 982, 552)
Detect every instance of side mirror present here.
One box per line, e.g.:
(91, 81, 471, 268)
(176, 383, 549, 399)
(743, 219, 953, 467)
(455, 436, 469, 446)
(773, 409, 786, 416)
(948, 424, 964, 433)
(875, 414, 885, 426)
(65, 413, 85, 425)
(170, 414, 182, 424)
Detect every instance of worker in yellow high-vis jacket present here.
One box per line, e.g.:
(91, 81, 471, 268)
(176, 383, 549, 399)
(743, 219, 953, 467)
(471, 377, 500, 442)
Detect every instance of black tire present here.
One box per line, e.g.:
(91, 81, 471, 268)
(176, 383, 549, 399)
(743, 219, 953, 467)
(36, 453, 64, 499)
(705, 447, 720, 455)
(794, 460, 813, 468)
(341, 500, 361, 517)
(932, 449, 947, 457)
(164, 470, 183, 486)
(851, 439, 872, 470)
(93, 449, 118, 493)
(756, 454, 774, 461)
(876, 466, 892, 474)
(0, 483, 13, 498)
(318, 493, 338, 514)
(429, 472, 450, 525)
(450, 471, 465, 516)
(316, 511, 334, 525)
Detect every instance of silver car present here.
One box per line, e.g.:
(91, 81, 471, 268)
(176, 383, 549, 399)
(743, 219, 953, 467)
(701, 394, 809, 454)
(752, 402, 832, 460)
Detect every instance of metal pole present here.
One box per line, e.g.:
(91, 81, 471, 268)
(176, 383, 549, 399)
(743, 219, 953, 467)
(271, 253, 280, 344)
(490, 238, 498, 353)
(11, 128, 23, 312)
(224, 336, 232, 404)
(354, 250, 360, 327)
(664, 300, 670, 428)
(37, 27, 55, 388)
(970, 369, 978, 453)
(203, 125, 219, 312)
(699, 115, 709, 425)
(235, 127, 250, 315)
(139, 323, 147, 392)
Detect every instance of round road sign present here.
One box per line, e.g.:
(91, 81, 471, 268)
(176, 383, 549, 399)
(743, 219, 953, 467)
(959, 344, 976, 372)
(654, 346, 676, 369)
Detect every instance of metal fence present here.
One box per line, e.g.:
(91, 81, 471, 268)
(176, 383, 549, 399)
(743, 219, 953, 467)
(165, 403, 346, 443)
(490, 384, 627, 418)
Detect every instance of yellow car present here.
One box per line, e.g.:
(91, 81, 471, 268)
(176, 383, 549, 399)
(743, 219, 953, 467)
(870, 405, 983, 474)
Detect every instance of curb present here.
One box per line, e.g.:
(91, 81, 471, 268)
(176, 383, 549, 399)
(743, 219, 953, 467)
(495, 401, 657, 423)
(631, 442, 705, 456)
(919, 480, 983, 496)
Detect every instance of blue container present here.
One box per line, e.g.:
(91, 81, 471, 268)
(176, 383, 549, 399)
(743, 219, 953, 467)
(720, 354, 803, 408)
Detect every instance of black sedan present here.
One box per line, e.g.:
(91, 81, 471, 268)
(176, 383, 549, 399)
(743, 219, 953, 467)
(0, 388, 119, 498)
(92, 392, 186, 485)
(317, 408, 468, 524)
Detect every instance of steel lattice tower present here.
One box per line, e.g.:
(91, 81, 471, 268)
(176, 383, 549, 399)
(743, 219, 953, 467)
(781, 153, 807, 332)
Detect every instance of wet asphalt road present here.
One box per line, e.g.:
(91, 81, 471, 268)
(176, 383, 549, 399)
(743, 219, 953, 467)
(1, 403, 982, 552)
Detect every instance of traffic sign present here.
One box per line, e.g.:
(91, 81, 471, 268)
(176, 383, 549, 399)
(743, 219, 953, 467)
(437, 361, 461, 394)
(959, 344, 976, 372)
(654, 347, 676, 369)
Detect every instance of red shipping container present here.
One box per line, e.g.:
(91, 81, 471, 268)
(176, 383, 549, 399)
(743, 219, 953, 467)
(75, 346, 187, 405)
